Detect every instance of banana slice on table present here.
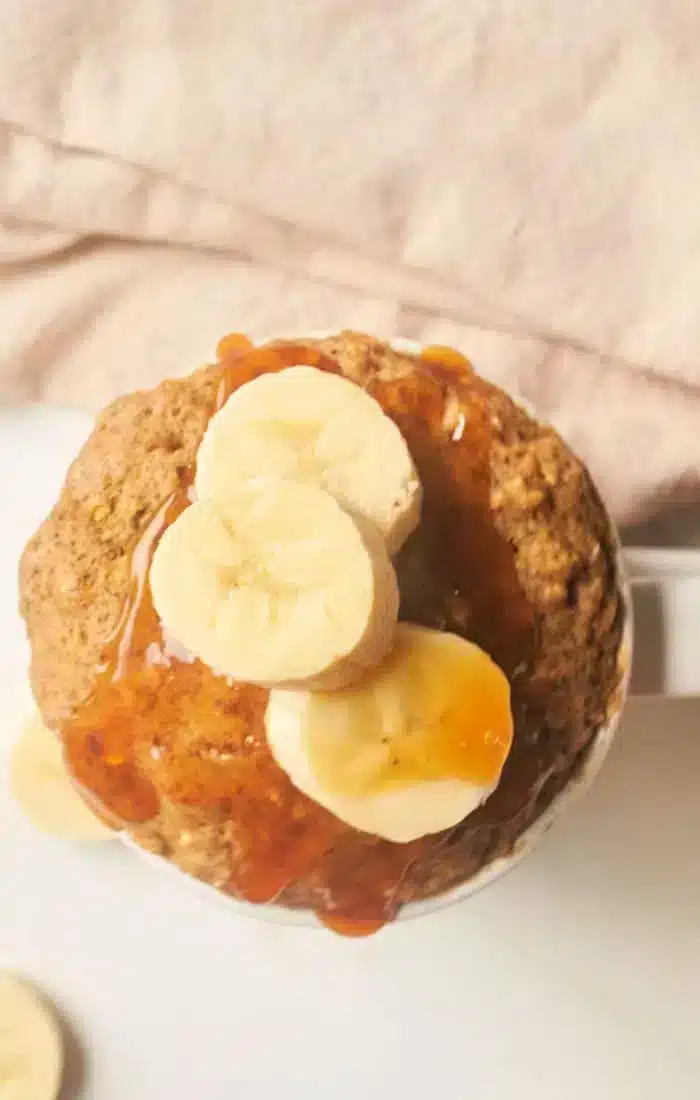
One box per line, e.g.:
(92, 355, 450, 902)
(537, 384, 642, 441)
(195, 365, 422, 554)
(10, 713, 113, 840)
(150, 477, 400, 690)
(266, 624, 513, 843)
(0, 973, 63, 1100)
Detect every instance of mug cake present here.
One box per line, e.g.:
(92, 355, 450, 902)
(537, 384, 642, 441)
(19, 331, 626, 935)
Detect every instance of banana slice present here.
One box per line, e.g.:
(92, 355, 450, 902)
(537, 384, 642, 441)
(0, 973, 63, 1100)
(10, 713, 113, 840)
(195, 365, 422, 554)
(265, 624, 513, 843)
(150, 478, 400, 689)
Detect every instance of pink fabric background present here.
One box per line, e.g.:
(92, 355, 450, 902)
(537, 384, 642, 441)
(1, 0, 700, 525)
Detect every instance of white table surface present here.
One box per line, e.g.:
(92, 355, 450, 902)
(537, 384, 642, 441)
(1, 404, 698, 1100)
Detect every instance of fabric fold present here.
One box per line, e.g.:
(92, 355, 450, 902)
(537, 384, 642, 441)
(0, 0, 698, 525)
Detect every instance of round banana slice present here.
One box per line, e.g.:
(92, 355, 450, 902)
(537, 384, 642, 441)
(150, 477, 400, 690)
(195, 365, 422, 554)
(0, 973, 63, 1100)
(266, 624, 513, 843)
(10, 713, 113, 841)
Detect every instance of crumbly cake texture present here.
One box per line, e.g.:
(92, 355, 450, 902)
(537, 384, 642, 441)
(19, 332, 624, 907)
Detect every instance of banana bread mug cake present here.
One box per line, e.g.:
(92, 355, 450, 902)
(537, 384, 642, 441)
(19, 332, 627, 935)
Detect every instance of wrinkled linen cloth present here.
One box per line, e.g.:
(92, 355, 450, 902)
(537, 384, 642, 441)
(1, 0, 700, 524)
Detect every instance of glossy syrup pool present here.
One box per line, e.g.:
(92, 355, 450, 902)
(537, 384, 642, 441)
(61, 337, 535, 934)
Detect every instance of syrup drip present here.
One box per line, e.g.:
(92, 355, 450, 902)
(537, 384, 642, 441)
(385, 349, 534, 677)
(61, 338, 534, 936)
(318, 913, 388, 937)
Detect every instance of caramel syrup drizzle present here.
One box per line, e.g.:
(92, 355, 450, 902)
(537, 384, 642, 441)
(61, 337, 534, 935)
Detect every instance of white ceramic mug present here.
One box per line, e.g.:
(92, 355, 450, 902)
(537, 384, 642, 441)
(4, 375, 698, 928)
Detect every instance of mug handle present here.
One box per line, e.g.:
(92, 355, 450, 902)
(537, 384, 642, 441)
(624, 547, 700, 697)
